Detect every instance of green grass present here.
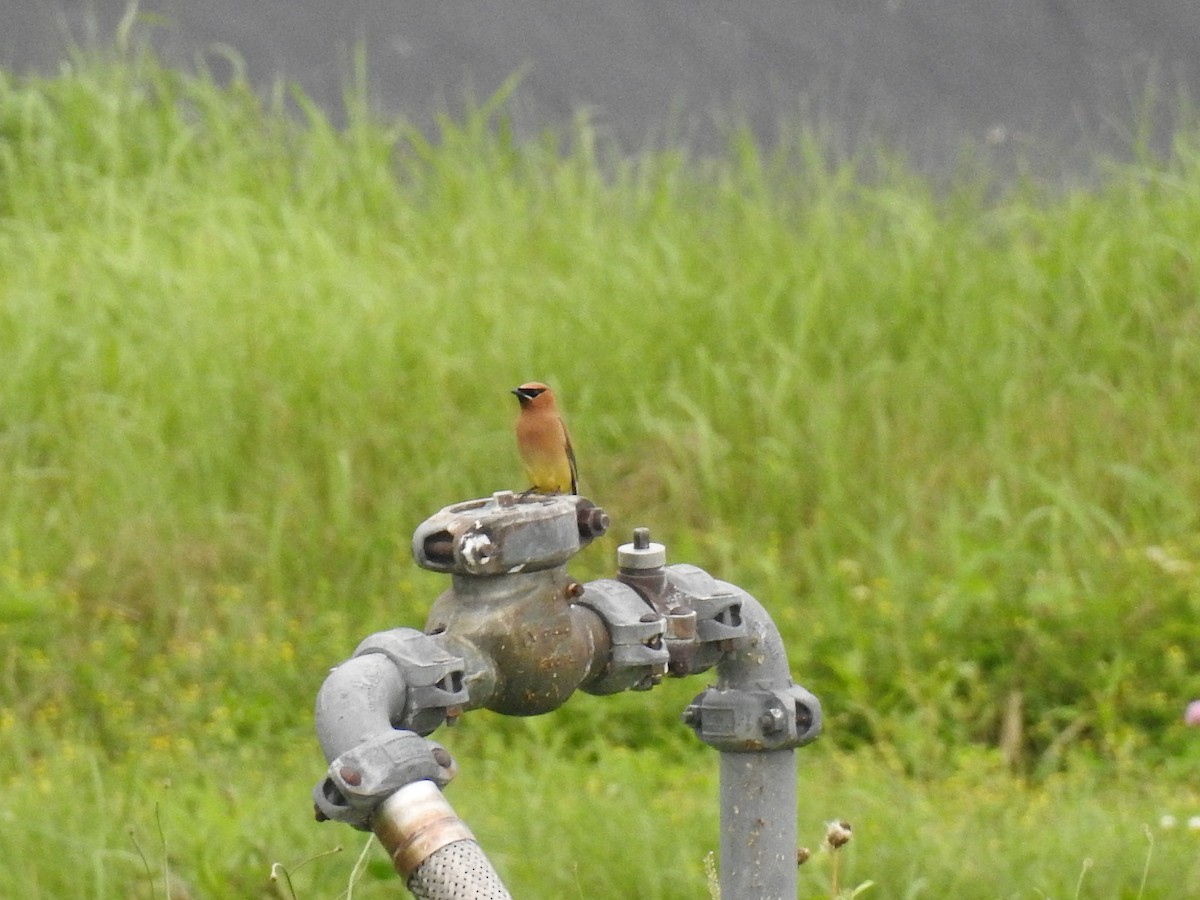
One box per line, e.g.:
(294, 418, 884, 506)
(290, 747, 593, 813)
(1, 38, 1200, 898)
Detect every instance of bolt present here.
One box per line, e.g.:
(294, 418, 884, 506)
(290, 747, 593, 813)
(339, 767, 362, 787)
(639, 612, 659, 623)
(494, 490, 517, 507)
(576, 505, 610, 539)
(432, 747, 453, 769)
(682, 705, 700, 726)
(633, 527, 651, 550)
(761, 707, 786, 734)
(566, 581, 585, 599)
(461, 532, 495, 566)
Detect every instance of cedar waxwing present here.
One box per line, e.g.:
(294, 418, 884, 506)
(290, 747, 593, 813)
(512, 382, 578, 495)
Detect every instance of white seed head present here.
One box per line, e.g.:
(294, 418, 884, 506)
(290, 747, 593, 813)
(824, 820, 853, 850)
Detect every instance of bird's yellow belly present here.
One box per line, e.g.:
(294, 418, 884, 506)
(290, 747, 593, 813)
(523, 455, 574, 494)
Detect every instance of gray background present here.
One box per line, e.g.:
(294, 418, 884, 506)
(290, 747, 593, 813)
(3, 1, 1199, 177)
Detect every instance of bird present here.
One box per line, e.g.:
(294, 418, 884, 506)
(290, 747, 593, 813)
(512, 381, 578, 495)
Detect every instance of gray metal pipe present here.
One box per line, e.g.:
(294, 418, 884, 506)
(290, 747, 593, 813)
(714, 585, 793, 688)
(314, 651, 515, 897)
(720, 749, 798, 898)
(716, 588, 798, 900)
(314, 652, 408, 762)
(314, 498, 818, 899)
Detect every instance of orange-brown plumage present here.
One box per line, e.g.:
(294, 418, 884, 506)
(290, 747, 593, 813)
(512, 381, 578, 495)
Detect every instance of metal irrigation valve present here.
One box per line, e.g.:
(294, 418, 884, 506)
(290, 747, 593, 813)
(314, 495, 823, 899)
(414, 491, 614, 717)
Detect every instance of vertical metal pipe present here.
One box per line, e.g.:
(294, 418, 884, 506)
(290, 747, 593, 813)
(720, 748, 798, 900)
(709, 586, 807, 899)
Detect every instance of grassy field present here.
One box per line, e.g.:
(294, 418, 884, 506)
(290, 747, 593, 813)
(1, 41, 1199, 898)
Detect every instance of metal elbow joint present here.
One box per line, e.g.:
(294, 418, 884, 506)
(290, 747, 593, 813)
(312, 628, 469, 828)
(683, 590, 823, 752)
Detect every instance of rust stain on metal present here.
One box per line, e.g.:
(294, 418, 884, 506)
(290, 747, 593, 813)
(521, 623, 573, 646)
